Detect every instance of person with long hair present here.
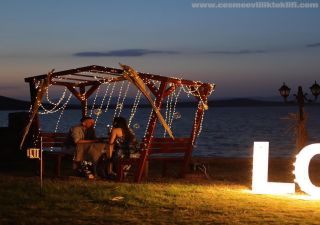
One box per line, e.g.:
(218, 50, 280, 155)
(105, 116, 138, 176)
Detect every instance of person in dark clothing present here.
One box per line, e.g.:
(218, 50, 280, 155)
(106, 117, 138, 176)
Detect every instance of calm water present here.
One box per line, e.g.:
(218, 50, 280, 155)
(1, 106, 320, 157)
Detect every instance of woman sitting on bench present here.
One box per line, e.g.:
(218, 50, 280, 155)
(106, 117, 138, 178)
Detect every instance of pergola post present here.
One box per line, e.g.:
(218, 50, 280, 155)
(134, 81, 168, 182)
(27, 80, 40, 144)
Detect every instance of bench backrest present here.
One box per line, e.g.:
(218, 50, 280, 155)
(148, 137, 193, 155)
(40, 132, 68, 148)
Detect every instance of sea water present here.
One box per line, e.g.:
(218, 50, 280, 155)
(1, 106, 320, 158)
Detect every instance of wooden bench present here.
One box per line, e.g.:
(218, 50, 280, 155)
(117, 137, 193, 181)
(39, 132, 69, 177)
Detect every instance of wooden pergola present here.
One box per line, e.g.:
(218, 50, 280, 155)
(25, 65, 215, 181)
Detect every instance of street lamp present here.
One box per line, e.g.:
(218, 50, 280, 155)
(279, 81, 319, 121)
(310, 81, 320, 100)
(279, 83, 291, 102)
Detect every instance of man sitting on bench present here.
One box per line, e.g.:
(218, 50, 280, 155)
(64, 116, 105, 178)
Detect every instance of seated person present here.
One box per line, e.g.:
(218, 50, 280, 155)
(106, 116, 138, 176)
(64, 116, 105, 177)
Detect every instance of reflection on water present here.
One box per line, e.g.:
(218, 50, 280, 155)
(1, 106, 320, 157)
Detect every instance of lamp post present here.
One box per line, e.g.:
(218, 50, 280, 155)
(279, 81, 320, 121)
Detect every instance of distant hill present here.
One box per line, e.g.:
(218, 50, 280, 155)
(208, 98, 285, 107)
(0, 96, 30, 110)
(1, 95, 317, 110)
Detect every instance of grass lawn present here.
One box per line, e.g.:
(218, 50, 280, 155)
(1, 157, 320, 224)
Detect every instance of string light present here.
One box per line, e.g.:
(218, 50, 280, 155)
(163, 85, 182, 137)
(84, 97, 88, 116)
(115, 81, 131, 117)
(112, 81, 124, 120)
(94, 82, 111, 127)
(191, 101, 206, 145)
(164, 91, 170, 137)
(128, 90, 142, 126)
(53, 93, 72, 133)
(163, 88, 174, 137)
(144, 108, 154, 138)
(89, 84, 101, 117)
(169, 86, 182, 126)
(45, 85, 67, 105)
(104, 82, 116, 113)
(39, 87, 68, 114)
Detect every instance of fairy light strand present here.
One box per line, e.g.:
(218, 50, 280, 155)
(39, 87, 68, 114)
(94, 82, 111, 127)
(53, 93, 72, 133)
(113, 81, 124, 120)
(128, 90, 142, 126)
(45, 85, 67, 106)
(89, 84, 101, 117)
(104, 82, 116, 113)
(169, 86, 182, 127)
(115, 81, 131, 117)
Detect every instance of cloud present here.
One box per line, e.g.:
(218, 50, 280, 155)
(74, 49, 178, 57)
(306, 42, 320, 48)
(205, 49, 268, 55)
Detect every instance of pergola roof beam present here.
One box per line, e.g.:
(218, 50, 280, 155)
(25, 65, 208, 87)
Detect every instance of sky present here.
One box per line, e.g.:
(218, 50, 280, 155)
(0, 0, 320, 100)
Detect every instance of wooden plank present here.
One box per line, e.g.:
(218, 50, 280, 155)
(149, 143, 191, 149)
(25, 65, 212, 89)
(40, 132, 67, 137)
(151, 137, 191, 142)
(150, 149, 188, 154)
(148, 157, 184, 161)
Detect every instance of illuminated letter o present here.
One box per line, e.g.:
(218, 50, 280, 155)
(294, 144, 320, 198)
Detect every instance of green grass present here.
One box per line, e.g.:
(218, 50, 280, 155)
(1, 174, 320, 225)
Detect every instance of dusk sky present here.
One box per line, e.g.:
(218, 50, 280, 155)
(1, 0, 320, 100)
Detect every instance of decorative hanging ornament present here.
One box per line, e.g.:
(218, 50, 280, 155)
(173, 112, 181, 119)
(116, 103, 123, 110)
(94, 108, 102, 116)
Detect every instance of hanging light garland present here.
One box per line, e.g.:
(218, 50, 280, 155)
(128, 90, 142, 126)
(114, 81, 131, 118)
(53, 93, 73, 134)
(144, 107, 155, 138)
(38, 87, 68, 114)
(93, 82, 111, 127)
(113, 81, 124, 120)
(89, 84, 101, 117)
(163, 85, 182, 137)
(191, 101, 206, 145)
(104, 82, 116, 113)
(163, 88, 174, 137)
(169, 86, 182, 126)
